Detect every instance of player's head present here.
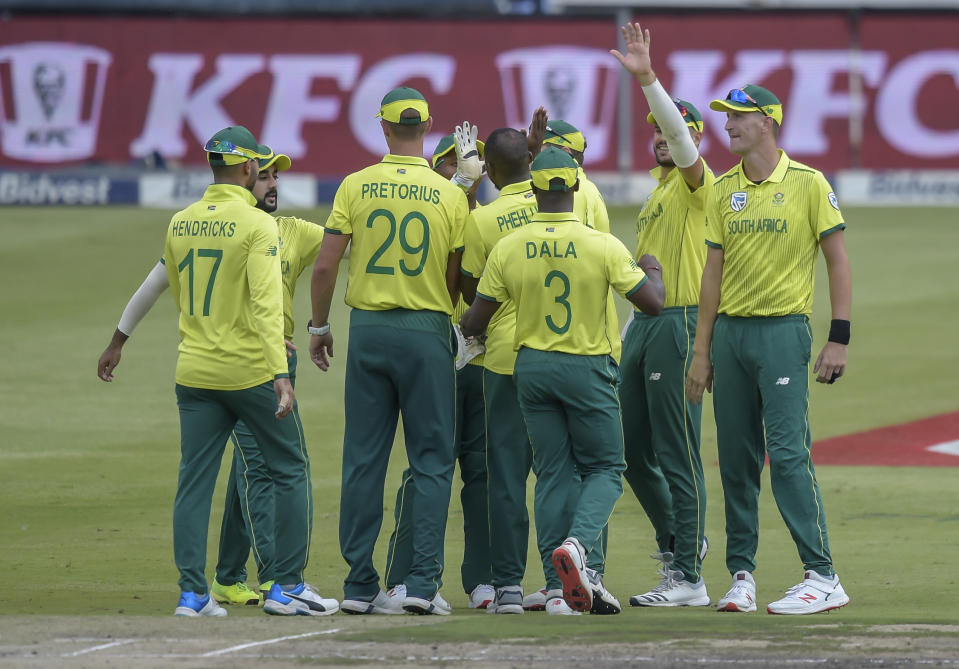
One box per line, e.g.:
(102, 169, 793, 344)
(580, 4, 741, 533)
(647, 98, 704, 168)
(709, 84, 782, 156)
(542, 120, 586, 166)
(530, 146, 579, 212)
(252, 150, 292, 214)
(431, 132, 485, 181)
(483, 128, 530, 191)
(204, 126, 271, 191)
(378, 86, 433, 145)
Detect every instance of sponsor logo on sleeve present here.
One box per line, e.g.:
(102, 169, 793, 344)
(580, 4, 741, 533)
(828, 191, 839, 210)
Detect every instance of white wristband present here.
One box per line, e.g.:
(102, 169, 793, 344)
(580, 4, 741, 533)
(308, 320, 330, 336)
(641, 79, 700, 169)
(450, 172, 475, 191)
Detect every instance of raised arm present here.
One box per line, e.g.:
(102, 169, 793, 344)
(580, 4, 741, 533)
(611, 21, 704, 190)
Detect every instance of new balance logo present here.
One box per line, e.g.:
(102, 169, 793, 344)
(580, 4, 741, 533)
(775, 377, 790, 385)
(799, 593, 818, 603)
(649, 372, 662, 381)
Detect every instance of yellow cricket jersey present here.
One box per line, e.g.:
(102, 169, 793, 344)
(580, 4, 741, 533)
(705, 150, 845, 317)
(163, 184, 287, 390)
(574, 168, 610, 232)
(476, 212, 647, 357)
(325, 154, 469, 315)
(277, 216, 324, 339)
(636, 158, 715, 308)
(462, 180, 538, 374)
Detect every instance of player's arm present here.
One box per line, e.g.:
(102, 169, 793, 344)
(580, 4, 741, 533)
(309, 231, 350, 372)
(814, 229, 851, 384)
(525, 106, 548, 159)
(460, 274, 479, 305)
(611, 21, 703, 190)
(446, 251, 463, 306)
(686, 245, 724, 404)
(460, 295, 500, 338)
(627, 254, 665, 315)
(97, 260, 170, 382)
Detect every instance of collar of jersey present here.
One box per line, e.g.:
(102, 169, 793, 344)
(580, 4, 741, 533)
(381, 153, 430, 168)
(532, 211, 578, 225)
(204, 183, 258, 205)
(500, 179, 533, 196)
(737, 149, 789, 187)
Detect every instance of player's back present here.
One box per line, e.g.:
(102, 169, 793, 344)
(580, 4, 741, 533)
(327, 154, 468, 315)
(164, 183, 284, 390)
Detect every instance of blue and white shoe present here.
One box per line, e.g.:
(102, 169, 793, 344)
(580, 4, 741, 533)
(174, 591, 228, 617)
(263, 582, 339, 617)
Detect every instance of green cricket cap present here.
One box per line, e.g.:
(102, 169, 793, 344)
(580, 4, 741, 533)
(530, 146, 579, 192)
(377, 86, 430, 125)
(709, 84, 783, 125)
(542, 119, 587, 154)
(204, 126, 272, 166)
(258, 149, 291, 172)
(647, 98, 704, 132)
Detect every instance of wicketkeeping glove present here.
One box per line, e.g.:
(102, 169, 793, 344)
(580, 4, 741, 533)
(451, 121, 482, 190)
(453, 323, 485, 371)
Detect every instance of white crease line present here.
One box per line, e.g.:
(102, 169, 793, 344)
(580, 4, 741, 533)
(201, 627, 341, 657)
(62, 639, 136, 657)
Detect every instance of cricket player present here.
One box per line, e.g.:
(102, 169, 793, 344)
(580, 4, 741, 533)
(383, 128, 495, 610)
(460, 148, 666, 615)
(686, 85, 852, 614)
(309, 87, 469, 616)
(149, 126, 329, 616)
(610, 21, 713, 607)
(459, 127, 541, 614)
(97, 149, 330, 612)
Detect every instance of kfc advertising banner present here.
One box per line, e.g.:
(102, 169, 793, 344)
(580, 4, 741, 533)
(1, 14, 957, 176)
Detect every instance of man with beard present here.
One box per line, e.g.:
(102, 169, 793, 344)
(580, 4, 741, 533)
(610, 21, 714, 607)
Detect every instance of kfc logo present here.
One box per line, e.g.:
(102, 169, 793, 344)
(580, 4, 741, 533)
(0, 42, 112, 162)
(495, 47, 619, 165)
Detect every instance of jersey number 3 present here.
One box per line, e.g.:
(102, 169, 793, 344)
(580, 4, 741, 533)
(365, 209, 430, 277)
(177, 248, 222, 316)
(545, 270, 571, 335)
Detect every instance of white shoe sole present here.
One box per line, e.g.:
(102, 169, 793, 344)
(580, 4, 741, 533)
(340, 599, 403, 615)
(487, 603, 523, 614)
(717, 600, 757, 613)
(403, 596, 451, 616)
(767, 593, 850, 615)
(263, 600, 337, 617)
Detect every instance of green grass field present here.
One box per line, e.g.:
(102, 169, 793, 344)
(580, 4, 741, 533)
(1, 204, 958, 662)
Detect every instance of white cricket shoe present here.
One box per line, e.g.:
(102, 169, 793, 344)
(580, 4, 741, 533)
(629, 551, 674, 607)
(262, 583, 339, 617)
(767, 571, 850, 615)
(486, 586, 524, 614)
(585, 568, 621, 615)
(716, 571, 757, 613)
(522, 587, 548, 611)
(551, 537, 592, 612)
(174, 591, 228, 617)
(340, 589, 404, 615)
(403, 591, 452, 615)
(469, 584, 495, 610)
(545, 589, 582, 616)
(632, 577, 710, 607)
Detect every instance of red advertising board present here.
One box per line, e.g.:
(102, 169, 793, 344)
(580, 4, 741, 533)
(1, 14, 957, 175)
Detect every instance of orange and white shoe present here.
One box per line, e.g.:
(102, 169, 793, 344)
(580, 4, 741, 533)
(716, 571, 757, 613)
(551, 537, 592, 613)
(767, 571, 849, 615)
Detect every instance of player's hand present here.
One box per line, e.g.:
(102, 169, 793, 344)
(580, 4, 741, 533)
(452, 121, 482, 188)
(97, 345, 122, 382)
(524, 106, 548, 158)
(274, 377, 295, 418)
(453, 324, 485, 371)
(309, 332, 334, 372)
(685, 351, 713, 404)
(610, 22, 655, 85)
(637, 253, 663, 274)
(814, 341, 847, 384)
(285, 339, 297, 359)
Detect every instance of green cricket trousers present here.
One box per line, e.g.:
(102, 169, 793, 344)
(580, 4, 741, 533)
(514, 348, 625, 591)
(383, 361, 491, 594)
(173, 379, 312, 594)
(214, 351, 299, 586)
(621, 307, 706, 581)
(339, 308, 456, 601)
(711, 314, 833, 577)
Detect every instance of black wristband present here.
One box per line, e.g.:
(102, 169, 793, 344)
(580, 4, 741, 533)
(828, 319, 850, 345)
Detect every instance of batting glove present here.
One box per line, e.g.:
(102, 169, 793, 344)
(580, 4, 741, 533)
(451, 121, 482, 190)
(453, 323, 485, 371)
